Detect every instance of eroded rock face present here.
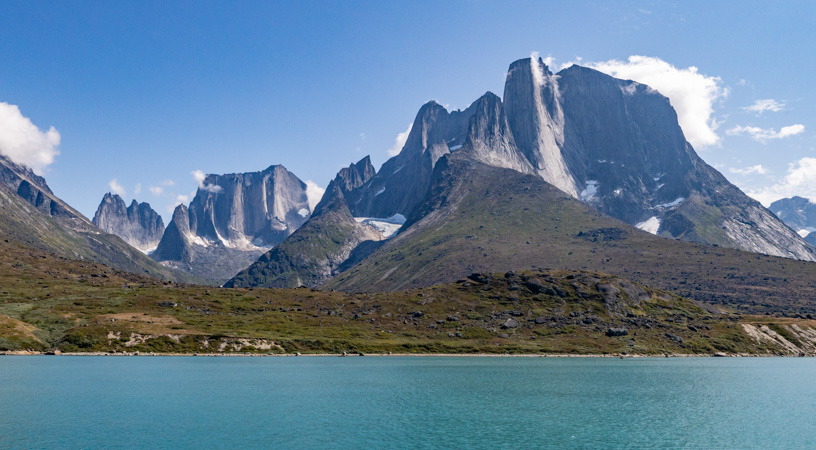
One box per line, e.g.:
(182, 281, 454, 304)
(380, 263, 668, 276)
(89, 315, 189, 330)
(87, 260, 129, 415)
(152, 164, 314, 284)
(225, 159, 385, 289)
(92, 193, 164, 252)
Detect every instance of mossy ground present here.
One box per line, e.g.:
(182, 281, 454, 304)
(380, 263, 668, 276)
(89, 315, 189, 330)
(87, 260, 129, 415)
(0, 240, 806, 355)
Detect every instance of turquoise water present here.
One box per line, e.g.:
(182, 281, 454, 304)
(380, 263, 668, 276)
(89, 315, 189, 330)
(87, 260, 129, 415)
(0, 356, 814, 449)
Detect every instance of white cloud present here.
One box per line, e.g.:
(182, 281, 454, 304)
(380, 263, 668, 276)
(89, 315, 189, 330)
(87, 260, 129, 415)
(134, 183, 142, 195)
(359, 133, 366, 141)
(159, 179, 175, 186)
(0, 102, 61, 174)
(726, 124, 805, 143)
(108, 179, 126, 196)
(586, 56, 728, 148)
(748, 157, 816, 206)
(729, 165, 768, 175)
(175, 194, 189, 204)
(743, 99, 785, 114)
(149, 186, 164, 196)
(304, 180, 325, 211)
(191, 169, 222, 193)
(737, 79, 748, 87)
(387, 123, 413, 156)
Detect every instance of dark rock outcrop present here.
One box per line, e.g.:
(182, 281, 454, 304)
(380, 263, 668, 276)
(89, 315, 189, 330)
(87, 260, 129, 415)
(92, 193, 164, 252)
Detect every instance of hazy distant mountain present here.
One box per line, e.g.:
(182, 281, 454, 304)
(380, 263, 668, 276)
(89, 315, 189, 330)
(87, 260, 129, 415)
(92, 193, 164, 252)
(769, 196, 816, 241)
(0, 153, 194, 282)
(151, 164, 315, 284)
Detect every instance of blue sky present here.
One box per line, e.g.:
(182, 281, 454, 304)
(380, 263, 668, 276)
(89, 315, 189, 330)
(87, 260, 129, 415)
(1, 0, 814, 221)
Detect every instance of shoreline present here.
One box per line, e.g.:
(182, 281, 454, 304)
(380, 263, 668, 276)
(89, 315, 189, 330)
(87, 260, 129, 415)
(0, 350, 805, 358)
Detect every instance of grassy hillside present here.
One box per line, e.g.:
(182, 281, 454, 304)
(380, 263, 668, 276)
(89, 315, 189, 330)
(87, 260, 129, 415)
(0, 238, 813, 356)
(0, 182, 199, 284)
(326, 155, 816, 315)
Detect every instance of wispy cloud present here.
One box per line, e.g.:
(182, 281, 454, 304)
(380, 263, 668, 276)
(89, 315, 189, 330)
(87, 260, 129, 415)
(726, 124, 805, 143)
(134, 183, 142, 195)
(748, 157, 816, 206)
(729, 165, 769, 175)
(191, 169, 222, 193)
(0, 102, 60, 174)
(149, 186, 164, 196)
(304, 180, 325, 211)
(108, 179, 126, 196)
(743, 99, 784, 115)
(586, 56, 728, 149)
(387, 123, 413, 156)
(159, 179, 175, 186)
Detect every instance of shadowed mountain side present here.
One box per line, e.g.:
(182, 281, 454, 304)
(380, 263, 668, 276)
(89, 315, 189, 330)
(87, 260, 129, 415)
(225, 181, 383, 288)
(324, 154, 816, 315)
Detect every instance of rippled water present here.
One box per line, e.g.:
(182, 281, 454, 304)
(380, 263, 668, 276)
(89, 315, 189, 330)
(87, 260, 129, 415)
(1, 356, 814, 449)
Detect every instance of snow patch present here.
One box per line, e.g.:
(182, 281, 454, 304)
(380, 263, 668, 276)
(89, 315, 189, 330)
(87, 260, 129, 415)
(449, 144, 463, 151)
(656, 183, 665, 190)
(298, 208, 309, 218)
(580, 181, 598, 202)
(636, 217, 661, 235)
(656, 197, 685, 209)
(355, 214, 407, 238)
(375, 187, 386, 196)
(142, 246, 157, 255)
(798, 227, 816, 238)
(393, 165, 403, 174)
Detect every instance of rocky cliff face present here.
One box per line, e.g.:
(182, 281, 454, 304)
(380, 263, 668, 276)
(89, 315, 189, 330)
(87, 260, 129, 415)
(340, 57, 816, 262)
(226, 157, 384, 288)
(0, 153, 194, 283)
(92, 193, 164, 252)
(152, 164, 314, 284)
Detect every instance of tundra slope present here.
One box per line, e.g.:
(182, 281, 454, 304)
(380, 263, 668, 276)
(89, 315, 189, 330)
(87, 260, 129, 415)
(326, 154, 816, 316)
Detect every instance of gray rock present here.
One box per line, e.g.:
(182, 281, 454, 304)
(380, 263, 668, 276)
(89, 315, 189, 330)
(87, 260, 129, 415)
(93, 193, 164, 252)
(152, 164, 313, 284)
(501, 318, 520, 329)
(606, 327, 629, 337)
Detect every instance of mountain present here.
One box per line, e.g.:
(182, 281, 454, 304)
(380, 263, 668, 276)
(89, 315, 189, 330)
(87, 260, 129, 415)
(92, 193, 164, 252)
(769, 196, 816, 242)
(228, 56, 815, 295)
(0, 153, 194, 282)
(342, 57, 814, 262)
(151, 164, 316, 284)
(324, 153, 816, 315)
(226, 157, 386, 288)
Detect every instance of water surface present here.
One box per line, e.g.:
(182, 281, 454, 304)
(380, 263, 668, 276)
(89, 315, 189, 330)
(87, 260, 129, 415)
(0, 356, 813, 449)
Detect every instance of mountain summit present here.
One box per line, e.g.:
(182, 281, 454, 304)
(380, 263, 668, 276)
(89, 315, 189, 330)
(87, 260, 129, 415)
(151, 164, 316, 284)
(345, 57, 815, 261)
(227, 56, 816, 290)
(92, 193, 164, 253)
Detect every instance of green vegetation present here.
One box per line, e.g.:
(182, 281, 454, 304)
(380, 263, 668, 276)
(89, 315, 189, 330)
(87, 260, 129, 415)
(1, 239, 812, 355)
(325, 157, 816, 316)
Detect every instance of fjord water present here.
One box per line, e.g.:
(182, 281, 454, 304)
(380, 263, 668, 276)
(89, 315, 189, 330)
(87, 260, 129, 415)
(1, 357, 814, 449)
